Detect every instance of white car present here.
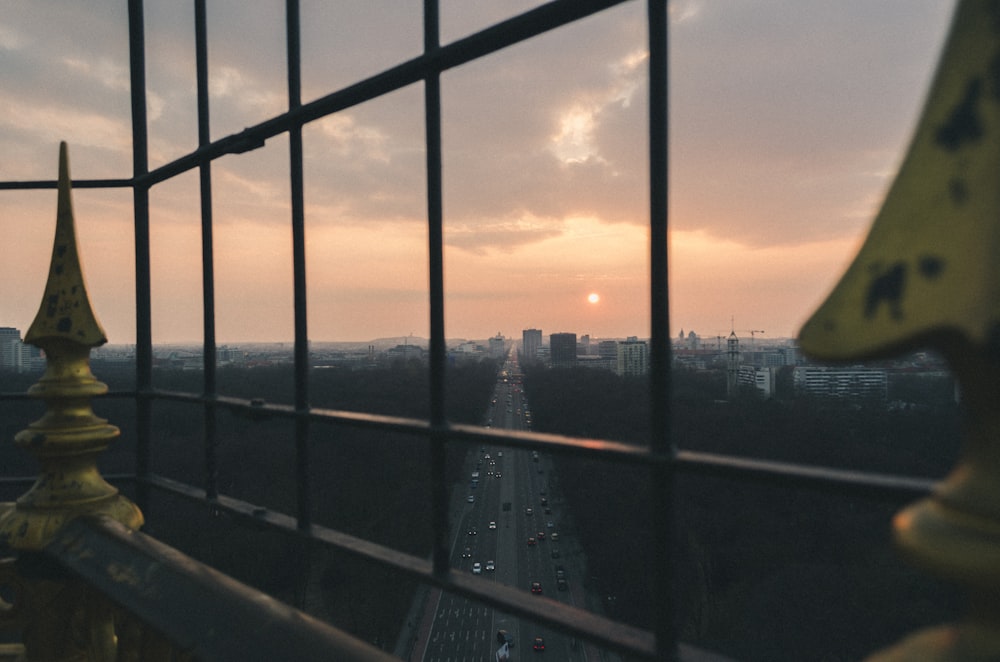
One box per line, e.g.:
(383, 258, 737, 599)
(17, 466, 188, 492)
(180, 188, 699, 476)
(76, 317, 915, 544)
(467, 495, 475, 503)
(489, 521, 497, 529)
(486, 560, 495, 571)
(472, 562, 482, 574)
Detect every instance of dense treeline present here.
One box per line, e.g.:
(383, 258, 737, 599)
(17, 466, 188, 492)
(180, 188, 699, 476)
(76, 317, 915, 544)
(522, 364, 963, 661)
(0, 358, 967, 658)
(0, 358, 499, 652)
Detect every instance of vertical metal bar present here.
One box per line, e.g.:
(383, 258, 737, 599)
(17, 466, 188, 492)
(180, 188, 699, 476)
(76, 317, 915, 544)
(287, 0, 311, 531)
(648, 1, 677, 659)
(195, 0, 219, 501)
(128, 0, 153, 514)
(424, 0, 449, 577)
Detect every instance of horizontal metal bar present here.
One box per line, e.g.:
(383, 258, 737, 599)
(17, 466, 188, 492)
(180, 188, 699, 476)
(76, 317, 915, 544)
(0, 178, 134, 191)
(142, 474, 657, 659)
(136, 0, 628, 188)
(675, 449, 936, 500)
(151, 387, 940, 498)
(44, 515, 397, 662)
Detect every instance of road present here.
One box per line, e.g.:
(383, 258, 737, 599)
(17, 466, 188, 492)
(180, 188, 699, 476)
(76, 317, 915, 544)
(416, 356, 612, 662)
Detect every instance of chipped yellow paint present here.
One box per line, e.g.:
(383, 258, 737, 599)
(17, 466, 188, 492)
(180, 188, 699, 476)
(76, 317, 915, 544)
(798, 3, 1000, 659)
(800, 0, 1000, 362)
(0, 143, 142, 552)
(25, 142, 106, 349)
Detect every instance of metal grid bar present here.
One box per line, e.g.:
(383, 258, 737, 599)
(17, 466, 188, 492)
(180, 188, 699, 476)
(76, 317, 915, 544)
(423, 0, 452, 579)
(127, 0, 153, 515)
(285, 0, 312, 532)
(0, 0, 949, 659)
(646, 1, 677, 657)
(194, 0, 220, 503)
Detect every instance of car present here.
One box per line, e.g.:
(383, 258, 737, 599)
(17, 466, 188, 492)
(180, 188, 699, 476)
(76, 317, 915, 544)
(497, 630, 514, 647)
(486, 560, 495, 571)
(557, 578, 568, 591)
(544, 507, 552, 514)
(536, 531, 545, 540)
(540, 497, 548, 506)
(498, 451, 503, 457)
(550, 532, 559, 542)
(530, 581, 543, 594)
(468, 526, 477, 535)
(527, 537, 536, 546)
(546, 521, 554, 529)
(472, 562, 482, 574)
(467, 495, 475, 503)
(489, 521, 497, 529)
(462, 547, 471, 558)
(556, 569, 566, 579)
(525, 507, 533, 516)
(533, 636, 545, 652)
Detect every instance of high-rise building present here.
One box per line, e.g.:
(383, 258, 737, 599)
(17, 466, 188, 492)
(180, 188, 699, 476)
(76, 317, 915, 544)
(522, 329, 541, 362)
(488, 333, 506, 359)
(726, 331, 740, 400)
(793, 366, 888, 400)
(0, 327, 30, 373)
(616, 336, 648, 376)
(549, 332, 577, 368)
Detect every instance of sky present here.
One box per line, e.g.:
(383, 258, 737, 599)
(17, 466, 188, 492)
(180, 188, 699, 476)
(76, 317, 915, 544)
(0, 1, 957, 345)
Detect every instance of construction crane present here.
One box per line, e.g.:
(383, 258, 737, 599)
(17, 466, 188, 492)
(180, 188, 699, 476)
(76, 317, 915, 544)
(742, 330, 765, 347)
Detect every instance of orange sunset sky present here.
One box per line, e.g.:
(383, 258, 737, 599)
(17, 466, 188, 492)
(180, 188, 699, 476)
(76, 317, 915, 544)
(0, 1, 956, 344)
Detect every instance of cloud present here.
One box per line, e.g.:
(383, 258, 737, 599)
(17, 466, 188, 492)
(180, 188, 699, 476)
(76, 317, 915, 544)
(0, 2, 961, 342)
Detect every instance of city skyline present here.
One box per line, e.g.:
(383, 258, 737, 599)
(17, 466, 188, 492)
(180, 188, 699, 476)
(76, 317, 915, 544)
(0, 2, 956, 344)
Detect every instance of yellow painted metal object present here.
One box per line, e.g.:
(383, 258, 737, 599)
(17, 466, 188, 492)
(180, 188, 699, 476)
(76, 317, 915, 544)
(800, 2, 1000, 659)
(0, 142, 143, 551)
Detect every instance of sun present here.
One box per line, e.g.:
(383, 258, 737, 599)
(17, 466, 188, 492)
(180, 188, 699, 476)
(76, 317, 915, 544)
(587, 292, 600, 304)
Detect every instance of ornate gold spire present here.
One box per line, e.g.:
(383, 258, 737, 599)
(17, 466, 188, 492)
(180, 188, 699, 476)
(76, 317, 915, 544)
(0, 142, 142, 551)
(799, 1, 1000, 362)
(800, 2, 1000, 659)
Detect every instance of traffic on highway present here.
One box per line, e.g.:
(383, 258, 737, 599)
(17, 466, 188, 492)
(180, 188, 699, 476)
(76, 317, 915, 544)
(418, 356, 605, 661)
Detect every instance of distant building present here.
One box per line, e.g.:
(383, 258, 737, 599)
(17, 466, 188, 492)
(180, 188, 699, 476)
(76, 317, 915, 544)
(549, 333, 577, 368)
(726, 331, 740, 399)
(0, 327, 37, 373)
(793, 366, 888, 400)
(598, 340, 618, 361)
(388, 344, 424, 361)
(218, 345, 246, 365)
(522, 329, 542, 362)
(739, 365, 774, 398)
(616, 337, 648, 376)
(488, 333, 506, 359)
(451, 341, 481, 355)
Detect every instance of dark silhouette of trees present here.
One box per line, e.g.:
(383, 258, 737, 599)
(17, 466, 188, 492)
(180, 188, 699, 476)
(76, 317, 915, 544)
(522, 363, 963, 661)
(1, 358, 498, 651)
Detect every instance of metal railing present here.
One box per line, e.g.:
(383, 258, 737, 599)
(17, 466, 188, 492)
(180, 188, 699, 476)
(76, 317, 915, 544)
(0, 1, 996, 660)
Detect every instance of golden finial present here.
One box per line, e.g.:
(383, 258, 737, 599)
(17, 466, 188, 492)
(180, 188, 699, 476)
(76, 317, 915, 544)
(24, 141, 107, 348)
(799, 1, 1000, 361)
(0, 142, 142, 551)
(799, 2, 1000, 659)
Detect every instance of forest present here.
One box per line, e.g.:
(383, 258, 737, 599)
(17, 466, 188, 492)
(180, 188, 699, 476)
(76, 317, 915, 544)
(0, 357, 966, 659)
(0, 358, 499, 652)
(521, 362, 964, 661)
